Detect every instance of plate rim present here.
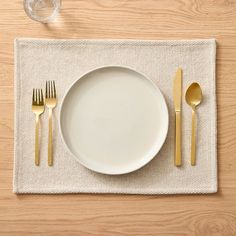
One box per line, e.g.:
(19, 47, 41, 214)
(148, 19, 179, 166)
(59, 65, 169, 175)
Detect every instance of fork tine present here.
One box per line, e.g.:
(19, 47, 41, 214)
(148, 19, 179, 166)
(51, 81, 54, 98)
(39, 89, 41, 104)
(49, 81, 51, 98)
(46, 81, 48, 98)
(32, 89, 35, 104)
(53, 81, 56, 98)
(41, 89, 44, 102)
(48, 81, 51, 98)
(48, 81, 50, 98)
(38, 89, 40, 104)
(40, 89, 43, 104)
(50, 81, 53, 98)
(37, 89, 39, 104)
(33, 89, 35, 103)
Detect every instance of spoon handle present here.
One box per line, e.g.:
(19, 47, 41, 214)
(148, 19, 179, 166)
(191, 109, 196, 165)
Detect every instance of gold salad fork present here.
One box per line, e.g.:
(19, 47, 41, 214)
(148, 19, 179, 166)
(32, 89, 44, 166)
(45, 81, 57, 166)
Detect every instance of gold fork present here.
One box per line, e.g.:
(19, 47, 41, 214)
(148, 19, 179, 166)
(45, 81, 57, 166)
(32, 88, 44, 166)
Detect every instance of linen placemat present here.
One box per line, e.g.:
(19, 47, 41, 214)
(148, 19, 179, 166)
(13, 38, 217, 194)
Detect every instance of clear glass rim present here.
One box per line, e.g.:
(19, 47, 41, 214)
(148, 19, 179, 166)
(23, 0, 61, 23)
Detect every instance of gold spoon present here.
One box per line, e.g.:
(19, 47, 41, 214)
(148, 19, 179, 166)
(185, 83, 203, 166)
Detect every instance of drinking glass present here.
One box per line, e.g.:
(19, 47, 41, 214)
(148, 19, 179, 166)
(23, 0, 61, 23)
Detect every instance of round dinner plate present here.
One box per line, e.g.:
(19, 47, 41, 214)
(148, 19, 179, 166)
(60, 66, 169, 175)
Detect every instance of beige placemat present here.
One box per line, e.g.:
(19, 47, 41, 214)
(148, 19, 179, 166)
(13, 38, 217, 194)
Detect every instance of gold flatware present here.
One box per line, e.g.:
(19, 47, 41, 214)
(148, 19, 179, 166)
(185, 83, 203, 166)
(173, 68, 182, 166)
(45, 81, 57, 166)
(32, 88, 44, 166)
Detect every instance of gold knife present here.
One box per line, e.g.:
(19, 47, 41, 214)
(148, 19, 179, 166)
(173, 68, 182, 166)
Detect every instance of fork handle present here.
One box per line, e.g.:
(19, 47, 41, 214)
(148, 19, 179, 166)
(48, 108, 53, 166)
(35, 114, 40, 166)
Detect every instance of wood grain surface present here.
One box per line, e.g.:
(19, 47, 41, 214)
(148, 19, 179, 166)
(1, 0, 236, 235)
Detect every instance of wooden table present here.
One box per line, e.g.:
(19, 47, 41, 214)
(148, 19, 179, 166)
(1, 1, 236, 235)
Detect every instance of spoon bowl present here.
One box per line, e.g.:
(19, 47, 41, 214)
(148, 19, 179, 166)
(185, 83, 202, 109)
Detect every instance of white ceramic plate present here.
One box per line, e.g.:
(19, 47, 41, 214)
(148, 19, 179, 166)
(60, 66, 169, 175)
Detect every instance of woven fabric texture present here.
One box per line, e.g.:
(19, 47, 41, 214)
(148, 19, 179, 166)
(13, 38, 217, 194)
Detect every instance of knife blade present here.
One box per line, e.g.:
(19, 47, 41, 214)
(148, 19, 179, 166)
(173, 68, 182, 166)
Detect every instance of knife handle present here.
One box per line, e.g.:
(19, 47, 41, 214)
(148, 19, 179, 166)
(175, 111, 181, 166)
